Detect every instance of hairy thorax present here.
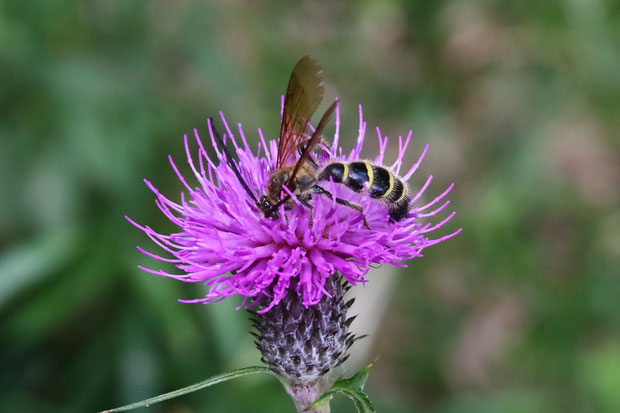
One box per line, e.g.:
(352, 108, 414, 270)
(266, 164, 317, 209)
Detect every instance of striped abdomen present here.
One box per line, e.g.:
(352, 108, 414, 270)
(317, 161, 410, 221)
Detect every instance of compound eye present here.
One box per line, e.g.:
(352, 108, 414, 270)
(257, 196, 276, 218)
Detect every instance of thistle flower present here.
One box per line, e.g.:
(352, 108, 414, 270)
(127, 101, 460, 410)
(250, 275, 354, 381)
(127, 103, 459, 314)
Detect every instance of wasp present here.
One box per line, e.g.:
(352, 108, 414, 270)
(212, 56, 410, 223)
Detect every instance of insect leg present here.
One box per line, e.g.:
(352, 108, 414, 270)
(297, 141, 318, 168)
(312, 185, 370, 228)
(298, 198, 314, 210)
(297, 137, 331, 169)
(273, 191, 316, 226)
(271, 194, 315, 215)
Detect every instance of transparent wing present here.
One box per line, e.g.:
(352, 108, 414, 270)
(277, 56, 324, 168)
(287, 100, 337, 188)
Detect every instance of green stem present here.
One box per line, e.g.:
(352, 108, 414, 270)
(99, 366, 275, 412)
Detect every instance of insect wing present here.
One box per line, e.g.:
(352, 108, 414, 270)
(277, 56, 324, 168)
(287, 99, 338, 187)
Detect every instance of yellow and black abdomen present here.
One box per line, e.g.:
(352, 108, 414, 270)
(318, 161, 410, 221)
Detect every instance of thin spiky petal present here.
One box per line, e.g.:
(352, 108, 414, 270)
(127, 103, 460, 312)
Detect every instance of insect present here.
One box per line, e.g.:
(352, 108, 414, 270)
(212, 56, 410, 223)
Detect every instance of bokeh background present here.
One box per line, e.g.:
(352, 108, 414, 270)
(2, 1, 619, 412)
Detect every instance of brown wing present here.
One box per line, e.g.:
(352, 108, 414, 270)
(287, 99, 338, 188)
(277, 56, 324, 168)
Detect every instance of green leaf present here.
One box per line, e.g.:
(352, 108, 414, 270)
(337, 363, 372, 391)
(309, 363, 376, 413)
(99, 366, 275, 412)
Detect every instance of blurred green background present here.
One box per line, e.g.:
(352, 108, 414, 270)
(2, 1, 619, 412)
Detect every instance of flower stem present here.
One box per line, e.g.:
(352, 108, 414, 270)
(284, 380, 329, 413)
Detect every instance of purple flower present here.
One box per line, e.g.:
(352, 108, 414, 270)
(126, 103, 460, 313)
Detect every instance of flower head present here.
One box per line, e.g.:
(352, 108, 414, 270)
(127, 103, 460, 313)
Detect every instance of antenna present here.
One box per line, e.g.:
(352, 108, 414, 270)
(208, 118, 259, 204)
